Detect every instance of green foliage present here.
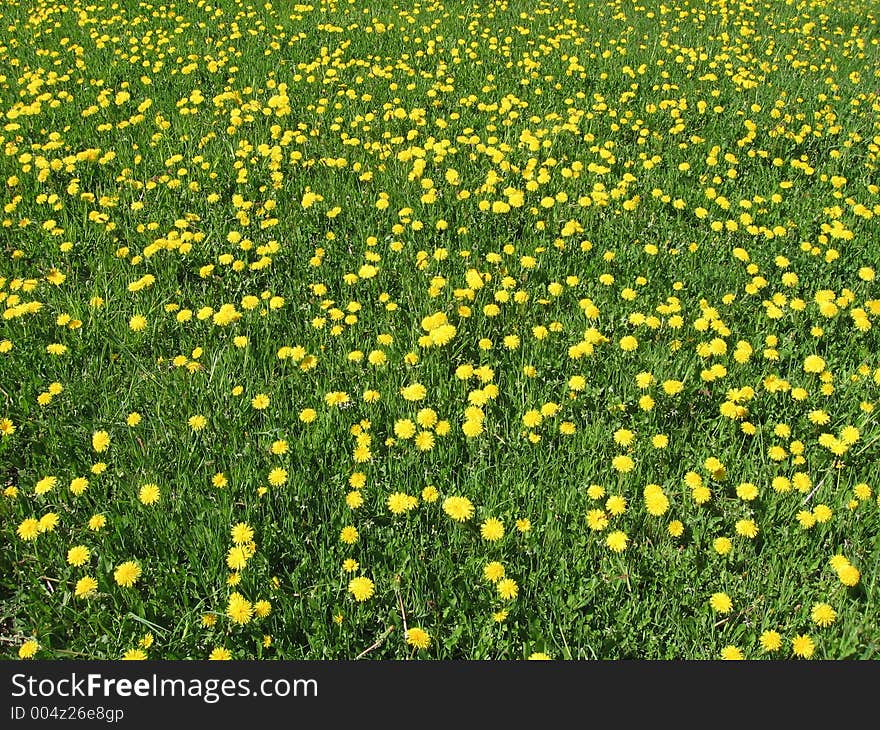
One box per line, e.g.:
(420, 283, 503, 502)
(1, 0, 879, 660)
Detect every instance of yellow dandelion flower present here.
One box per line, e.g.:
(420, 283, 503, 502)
(668, 520, 684, 537)
(400, 383, 427, 401)
(387, 492, 418, 515)
(188, 414, 207, 431)
(342, 558, 359, 574)
(791, 634, 815, 659)
(803, 355, 826, 374)
(226, 592, 253, 624)
(619, 335, 639, 352)
(251, 393, 270, 410)
(35, 476, 57, 495)
(613, 428, 636, 447)
(480, 518, 505, 541)
(405, 627, 431, 649)
(736, 482, 759, 501)
(483, 561, 505, 582)
(348, 576, 375, 602)
(462, 419, 484, 437)
(720, 645, 744, 660)
(226, 546, 249, 571)
(38, 513, 59, 532)
(443, 495, 474, 522)
(796, 510, 817, 529)
(587, 509, 609, 532)
(606, 495, 627, 515)
(759, 630, 782, 653)
(652, 434, 669, 449)
(114, 561, 142, 588)
(138, 483, 160, 505)
(497, 578, 519, 600)
(67, 545, 90, 566)
(17, 518, 40, 541)
(299, 408, 317, 423)
(811, 602, 836, 628)
(229, 523, 253, 545)
(92, 430, 110, 452)
(394, 419, 416, 439)
(662, 379, 684, 395)
(267, 467, 287, 486)
(18, 640, 39, 659)
(605, 530, 629, 552)
(709, 592, 733, 613)
(837, 564, 860, 587)
(75, 576, 99, 599)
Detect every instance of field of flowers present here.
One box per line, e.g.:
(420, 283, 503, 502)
(1, 0, 879, 660)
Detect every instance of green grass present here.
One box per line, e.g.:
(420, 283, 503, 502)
(1, 0, 879, 660)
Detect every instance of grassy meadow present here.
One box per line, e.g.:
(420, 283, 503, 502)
(1, 0, 879, 660)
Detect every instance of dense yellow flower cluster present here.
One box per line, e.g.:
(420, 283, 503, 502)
(2, 0, 878, 660)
